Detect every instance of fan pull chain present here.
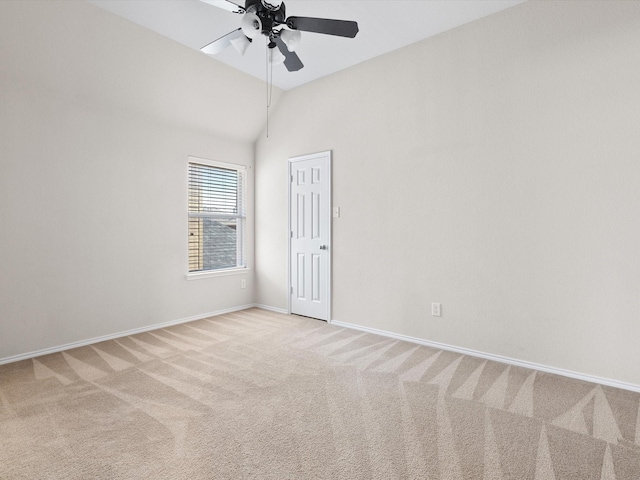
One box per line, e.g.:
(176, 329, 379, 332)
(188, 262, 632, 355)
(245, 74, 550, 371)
(265, 39, 273, 138)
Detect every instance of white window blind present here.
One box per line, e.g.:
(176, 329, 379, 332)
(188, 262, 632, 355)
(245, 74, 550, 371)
(188, 159, 246, 273)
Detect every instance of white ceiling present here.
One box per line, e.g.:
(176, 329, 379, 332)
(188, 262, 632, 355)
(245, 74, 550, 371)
(88, 0, 526, 91)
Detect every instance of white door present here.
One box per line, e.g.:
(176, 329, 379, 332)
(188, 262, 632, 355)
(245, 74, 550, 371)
(289, 151, 331, 321)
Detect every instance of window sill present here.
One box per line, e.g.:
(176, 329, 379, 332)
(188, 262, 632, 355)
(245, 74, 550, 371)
(186, 267, 250, 281)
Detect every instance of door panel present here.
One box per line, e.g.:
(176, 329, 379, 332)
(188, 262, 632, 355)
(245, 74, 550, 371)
(289, 152, 331, 321)
(297, 194, 305, 239)
(312, 254, 321, 301)
(296, 253, 306, 300)
(311, 192, 320, 239)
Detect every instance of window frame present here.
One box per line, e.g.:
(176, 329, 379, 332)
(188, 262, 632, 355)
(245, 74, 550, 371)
(186, 156, 248, 280)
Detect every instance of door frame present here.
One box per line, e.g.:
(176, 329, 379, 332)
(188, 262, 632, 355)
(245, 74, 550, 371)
(287, 150, 332, 321)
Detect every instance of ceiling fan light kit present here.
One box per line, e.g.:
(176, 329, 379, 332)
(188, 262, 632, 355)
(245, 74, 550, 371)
(240, 12, 262, 39)
(229, 34, 252, 55)
(261, 0, 283, 11)
(280, 29, 301, 52)
(200, 0, 359, 72)
(268, 45, 286, 65)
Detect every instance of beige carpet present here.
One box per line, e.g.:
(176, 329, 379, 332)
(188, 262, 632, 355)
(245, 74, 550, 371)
(1, 308, 639, 479)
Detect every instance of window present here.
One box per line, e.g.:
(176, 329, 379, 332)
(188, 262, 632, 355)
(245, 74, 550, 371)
(188, 158, 246, 274)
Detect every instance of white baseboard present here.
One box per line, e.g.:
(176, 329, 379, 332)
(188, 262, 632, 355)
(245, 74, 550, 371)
(253, 304, 288, 314)
(0, 304, 255, 366)
(330, 319, 640, 394)
(8, 306, 635, 394)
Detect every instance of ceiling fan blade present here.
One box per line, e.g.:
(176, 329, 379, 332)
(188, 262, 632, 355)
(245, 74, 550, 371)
(286, 17, 359, 38)
(201, 28, 246, 55)
(274, 37, 304, 72)
(199, 0, 245, 14)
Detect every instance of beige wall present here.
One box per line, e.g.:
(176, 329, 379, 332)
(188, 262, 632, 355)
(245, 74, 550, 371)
(3, 0, 640, 388)
(0, 1, 280, 359)
(255, 1, 640, 386)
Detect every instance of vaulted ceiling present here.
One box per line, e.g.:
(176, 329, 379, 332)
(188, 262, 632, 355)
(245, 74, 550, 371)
(89, 0, 527, 91)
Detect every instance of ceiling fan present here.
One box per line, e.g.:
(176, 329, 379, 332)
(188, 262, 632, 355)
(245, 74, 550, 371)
(200, 0, 359, 72)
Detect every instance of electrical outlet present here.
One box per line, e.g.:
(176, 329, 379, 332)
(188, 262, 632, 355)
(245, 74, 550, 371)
(431, 303, 442, 317)
(241, 279, 246, 289)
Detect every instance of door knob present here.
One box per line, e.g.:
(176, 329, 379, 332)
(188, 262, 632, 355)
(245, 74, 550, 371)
(319, 245, 328, 250)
